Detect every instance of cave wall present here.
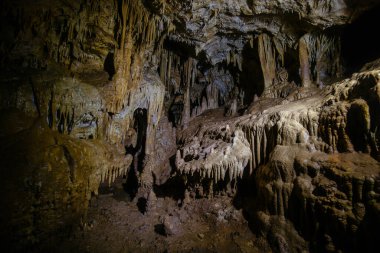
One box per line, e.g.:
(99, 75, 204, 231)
(0, 0, 170, 250)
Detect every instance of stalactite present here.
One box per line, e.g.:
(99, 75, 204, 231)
(145, 82, 165, 155)
(299, 35, 312, 87)
(183, 82, 191, 127)
(176, 128, 251, 184)
(120, 0, 128, 52)
(258, 33, 277, 89)
(109, 0, 171, 113)
(299, 33, 342, 88)
(273, 37, 285, 66)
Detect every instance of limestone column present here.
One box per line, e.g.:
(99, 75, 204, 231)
(299, 35, 312, 88)
(258, 33, 276, 90)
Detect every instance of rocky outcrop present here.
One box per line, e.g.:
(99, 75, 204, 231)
(0, 120, 132, 251)
(252, 145, 379, 252)
(177, 62, 380, 251)
(0, 0, 171, 249)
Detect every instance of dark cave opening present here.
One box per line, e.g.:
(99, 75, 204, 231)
(284, 47, 301, 85)
(169, 92, 184, 127)
(239, 41, 265, 103)
(104, 51, 116, 81)
(153, 176, 186, 201)
(163, 39, 197, 59)
(123, 165, 139, 200)
(137, 197, 148, 214)
(341, 4, 380, 73)
(132, 108, 148, 173)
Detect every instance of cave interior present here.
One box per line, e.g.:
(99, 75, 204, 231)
(0, 0, 380, 252)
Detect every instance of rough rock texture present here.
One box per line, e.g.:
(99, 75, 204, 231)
(176, 126, 251, 184)
(165, 0, 376, 68)
(0, 0, 168, 250)
(0, 0, 379, 252)
(175, 60, 380, 252)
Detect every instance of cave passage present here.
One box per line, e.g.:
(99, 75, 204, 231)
(239, 42, 265, 102)
(341, 4, 380, 73)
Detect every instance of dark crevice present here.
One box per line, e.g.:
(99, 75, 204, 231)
(283, 47, 301, 85)
(238, 41, 265, 103)
(124, 108, 148, 200)
(133, 108, 147, 173)
(137, 197, 147, 214)
(123, 168, 139, 199)
(169, 92, 184, 127)
(153, 176, 185, 201)
(104, 51, 116, 80)
(154, 224, 166, 236)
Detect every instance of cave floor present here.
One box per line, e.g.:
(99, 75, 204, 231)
(41, 178, 269, 253)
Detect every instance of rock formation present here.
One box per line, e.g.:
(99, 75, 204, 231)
(0, 0, 379, 252)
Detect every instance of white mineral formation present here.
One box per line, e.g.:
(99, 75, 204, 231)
(176, 127, 251, 183)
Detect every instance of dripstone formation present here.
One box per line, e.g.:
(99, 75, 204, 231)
(0, 0, 379, 252)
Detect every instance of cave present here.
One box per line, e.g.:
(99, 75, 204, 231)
(341, 4, 380, 74)
(0, 1, 380, 253)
